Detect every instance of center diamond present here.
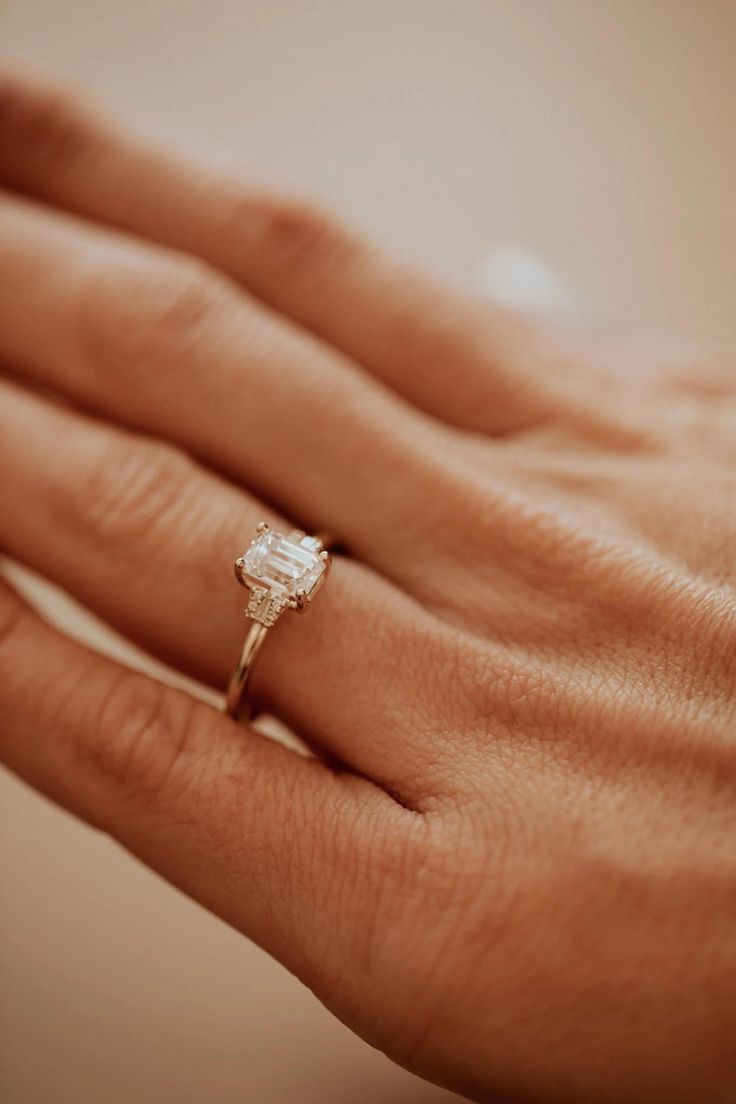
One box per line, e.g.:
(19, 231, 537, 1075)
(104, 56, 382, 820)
(242, 528, 325, 599)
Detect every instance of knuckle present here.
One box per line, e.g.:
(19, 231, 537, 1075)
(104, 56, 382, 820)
(74, 431, 196, 554)
(80, 671, 198, 809)
(244, 193, 353, 274)
(0, 71, 98, 176)
(76, 253, 228, 378)
(459, 478, 598, 588)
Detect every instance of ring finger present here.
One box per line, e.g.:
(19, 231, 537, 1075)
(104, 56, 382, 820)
(0, 379, 468, 805)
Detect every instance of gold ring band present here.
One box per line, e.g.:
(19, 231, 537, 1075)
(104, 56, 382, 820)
(225, 523, 331, 721)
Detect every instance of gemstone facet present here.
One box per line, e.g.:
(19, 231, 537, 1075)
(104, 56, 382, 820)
(241, 528, 325, 600)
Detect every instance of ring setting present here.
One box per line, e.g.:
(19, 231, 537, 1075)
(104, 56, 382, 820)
(226, 523, 330, 719)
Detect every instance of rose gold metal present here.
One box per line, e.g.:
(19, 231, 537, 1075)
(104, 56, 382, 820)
(293, 589, 308, 612)
(225, 524, 331, 722)
(225, 620, 271, 720)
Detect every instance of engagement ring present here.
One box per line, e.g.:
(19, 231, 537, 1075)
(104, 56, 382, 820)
(225, 523, 331, 720)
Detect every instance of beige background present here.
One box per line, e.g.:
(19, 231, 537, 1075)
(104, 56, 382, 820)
(1, 3, 735, 1103)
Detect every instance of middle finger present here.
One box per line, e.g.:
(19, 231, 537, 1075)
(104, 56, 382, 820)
(0, 190, 458, 589)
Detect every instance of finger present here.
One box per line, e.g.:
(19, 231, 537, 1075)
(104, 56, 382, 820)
(0, 64, 565, 434)
(0, 187, 457, 579)
(0, 380, 460, 802)
(0, 575, 400, 988)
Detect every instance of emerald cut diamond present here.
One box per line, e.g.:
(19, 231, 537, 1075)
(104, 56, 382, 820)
(240, 527, 326, 602)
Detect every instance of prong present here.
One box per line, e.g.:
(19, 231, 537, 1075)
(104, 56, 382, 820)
(256, 521, 270, 534)
(233, 556, 246, 585)
(293, 589, 309, 612)
(319, 549, 329, 560)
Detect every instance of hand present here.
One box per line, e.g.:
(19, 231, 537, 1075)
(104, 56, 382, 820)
(0, 68, 734, 1104)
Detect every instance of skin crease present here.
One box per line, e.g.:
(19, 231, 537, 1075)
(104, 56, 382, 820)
(0, 67, 735, 1104)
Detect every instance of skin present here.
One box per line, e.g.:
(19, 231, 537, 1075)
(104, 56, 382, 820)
(0, 66, 735, 1104)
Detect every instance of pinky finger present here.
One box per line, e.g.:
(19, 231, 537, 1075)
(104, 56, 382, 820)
(0, 575, 385, 986)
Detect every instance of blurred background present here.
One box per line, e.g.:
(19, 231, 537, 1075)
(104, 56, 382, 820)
(1, 3, 734, 1102)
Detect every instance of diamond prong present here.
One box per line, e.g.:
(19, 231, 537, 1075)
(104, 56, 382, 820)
(293, 589, 309, 612)
(256, 521, 270, 534)
(234, 557, 246, 585)
(319, 549, 329, 560)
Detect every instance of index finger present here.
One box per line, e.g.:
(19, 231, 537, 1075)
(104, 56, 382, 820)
(0, 63, 558, 435)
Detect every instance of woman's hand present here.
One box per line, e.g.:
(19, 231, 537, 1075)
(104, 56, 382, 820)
(0, 68, 734, 1104)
